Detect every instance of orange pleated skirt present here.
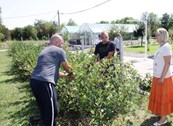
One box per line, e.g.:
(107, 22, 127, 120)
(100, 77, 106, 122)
(148, 76, 173, 116)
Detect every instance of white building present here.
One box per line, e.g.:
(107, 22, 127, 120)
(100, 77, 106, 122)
(61, 23, 138, 46)
(60, 26, 80, 39)
(77, 23, 138, 46)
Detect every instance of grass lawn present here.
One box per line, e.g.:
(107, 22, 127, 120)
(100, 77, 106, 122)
(0, 51, 38, 126)
(124, 42, 173, 55)
(124, 44, 159, 55)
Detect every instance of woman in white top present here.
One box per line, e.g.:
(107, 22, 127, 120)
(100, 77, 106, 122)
(148, 28, 173, 125)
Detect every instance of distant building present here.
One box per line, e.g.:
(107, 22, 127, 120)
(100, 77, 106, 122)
(60, 26, 80, 39)
(61, 23, 138, 46)
(77, 23, 138, 46)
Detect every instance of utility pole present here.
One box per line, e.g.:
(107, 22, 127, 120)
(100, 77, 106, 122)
(144, 20, 147, 60)
(119, 34, 123, 63)
(57, 10, 60, 32)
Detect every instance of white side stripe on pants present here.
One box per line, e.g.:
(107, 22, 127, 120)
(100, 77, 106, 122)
(49, 83, 54, 126)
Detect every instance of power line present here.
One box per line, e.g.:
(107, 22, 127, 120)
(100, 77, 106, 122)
(3, 10, 57, 19)
(2, 0, 112, 20)
(61, 0, 112, 15)
(50, 13, 57, 21)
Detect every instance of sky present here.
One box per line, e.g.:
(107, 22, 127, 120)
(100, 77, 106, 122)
(1, 0, 173, 30)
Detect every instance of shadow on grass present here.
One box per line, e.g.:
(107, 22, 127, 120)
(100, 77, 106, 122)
(128, 45, 144, 48)
(8, 81, 39, 125)
(0, 70, 17, 84)
(0, 78, 15, 84)
(140, 116, 172, 126)
(0, 68, 40, 125)
(9, 100, 39, 125)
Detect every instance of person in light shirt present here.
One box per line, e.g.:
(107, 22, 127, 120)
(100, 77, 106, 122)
(113, 33, 121, 55)
(148, 28, 173, 125)
(94, 34, 101, 45)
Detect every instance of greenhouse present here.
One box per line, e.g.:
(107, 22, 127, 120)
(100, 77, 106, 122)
(61, 23, 138, 46)
(77, 23, 138, 46)
(60, 26, 80, 39)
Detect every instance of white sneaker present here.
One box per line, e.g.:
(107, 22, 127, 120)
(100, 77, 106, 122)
(153, 120, 167, 126)
(151, 114, 159, 117)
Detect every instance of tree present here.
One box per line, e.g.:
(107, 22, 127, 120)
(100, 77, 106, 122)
(23, 25, 37, 40)
(67, 19, 77, 26)
(0, 23, 4, 41)
(168, 29, 173, 43)
(0, 7, 10, 41)
(108, 25, 126, 41)
(2, 25, 11, 41)
(160, 13, 170, 31)
(34, 20, 57, 40)
(34, 20, 47, 40)
(11, 27, 24, 40)
(0, 24, 10, 41)
(111, 17, 134, 24)
(168, 14, 173, 30)
(147, 13, 160, 37)
(133, 22, 145, 46)
(98, 21, 109, 24)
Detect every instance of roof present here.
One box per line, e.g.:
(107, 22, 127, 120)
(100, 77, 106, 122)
(78, 23, 138, 33)
(60, 26, 80, 33)
(78, 23, 112, 33)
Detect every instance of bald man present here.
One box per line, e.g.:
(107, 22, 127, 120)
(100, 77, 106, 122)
(94, 31, 115, 62)
(30, 34, 74, 126)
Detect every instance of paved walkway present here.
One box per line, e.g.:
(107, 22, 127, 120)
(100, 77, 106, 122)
(124, 56, 153, 77)
(123, 51, 173, 77)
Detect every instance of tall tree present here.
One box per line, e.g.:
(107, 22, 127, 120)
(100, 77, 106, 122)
(34, 20, 58, 40)
(160, 13, 170, 30)
(23, 25, 37, 40)
(168, 14, 173, 43)
(147, 13, 160, 37)
(99, 21, 109, 24)
(111, 17, 134, 24)
(133, 22, 145, 46)
(11, 27, 24, 40)
(168, 14, 173, 29)
(67, 19, 77, 26)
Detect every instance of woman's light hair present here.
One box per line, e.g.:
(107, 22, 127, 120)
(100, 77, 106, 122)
(156, 28, 169, 42)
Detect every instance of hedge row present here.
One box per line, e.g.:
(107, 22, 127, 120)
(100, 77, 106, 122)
(8, 42, 149, 125)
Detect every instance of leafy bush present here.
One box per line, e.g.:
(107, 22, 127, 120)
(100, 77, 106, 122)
(57, 49, 146, 125)
(8, 41, 43, 81)
(8, 43, 150, 125)
(139, 73, 152, 92)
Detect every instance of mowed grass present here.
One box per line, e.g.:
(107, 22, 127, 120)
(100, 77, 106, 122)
(124, 44, 159, 54)
(0, 51, 37, 126)
(124, 42, 173, 55)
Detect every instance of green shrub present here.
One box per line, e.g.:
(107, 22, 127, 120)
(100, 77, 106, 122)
(8, 43, 150, 125)
(8, 41, 43, 81)
(57, 50, 146, 125)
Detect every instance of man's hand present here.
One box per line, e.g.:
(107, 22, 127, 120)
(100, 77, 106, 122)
(67, 72, 75, 79)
